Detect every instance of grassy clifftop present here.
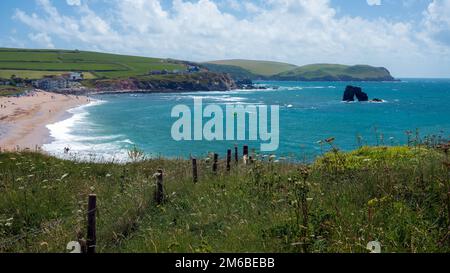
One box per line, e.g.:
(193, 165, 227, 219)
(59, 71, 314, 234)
(206, 59, 298, 76)
(0, 144, 448, 253)
(0, 48, 185, 79)
(274, 64, 395, 81)
(205, 60, 395, 81)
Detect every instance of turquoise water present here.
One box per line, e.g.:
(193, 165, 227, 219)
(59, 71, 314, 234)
(43, 79, 450, 161)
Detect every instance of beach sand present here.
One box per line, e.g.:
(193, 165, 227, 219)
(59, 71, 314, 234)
(0, 90, 89, 151)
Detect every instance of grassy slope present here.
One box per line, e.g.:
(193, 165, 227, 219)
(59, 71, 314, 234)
(275, 64, 393, 80)
(205, 60, 394, 81)
(0, 48, 186, 79)
(201, 63, 259, 80)
(0, 70, 97, 80)
(0, 145, 449, 253)
(206, 59, 298, 76)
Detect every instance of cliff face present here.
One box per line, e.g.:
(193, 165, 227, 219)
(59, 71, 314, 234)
(91, 72, 237, 93)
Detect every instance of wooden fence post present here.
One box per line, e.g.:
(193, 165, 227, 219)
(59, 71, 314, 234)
(192, 158, 198, 183)
(243, 145, 249, 165)
(447, 192, 450, 230)
(86, 194, 97, 254)
(213, 153, 218, 174)
(227, 149, 232, 171)
(155, 169, 164, 205)
(234, 145, 238, 164)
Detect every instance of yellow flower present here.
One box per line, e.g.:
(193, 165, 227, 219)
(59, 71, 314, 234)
(368, 198, 379, 207)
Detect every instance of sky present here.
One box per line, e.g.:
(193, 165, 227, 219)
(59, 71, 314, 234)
(0, 0, 449, 77)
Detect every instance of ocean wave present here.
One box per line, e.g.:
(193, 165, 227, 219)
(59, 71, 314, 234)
(181, 95, 249, 103)
(42, 99, 133, 163)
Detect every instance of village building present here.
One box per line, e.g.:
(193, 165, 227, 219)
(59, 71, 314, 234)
(69, 72, 84, 81)
(34, 72, 84, 91)
(35, 77, 69, 90)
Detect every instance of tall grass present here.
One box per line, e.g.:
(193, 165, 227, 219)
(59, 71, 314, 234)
(0, 140, 449, 253)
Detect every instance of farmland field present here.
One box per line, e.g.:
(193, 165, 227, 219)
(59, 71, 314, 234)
(0, 48, 187, 79)
(0, 70, 97, 80)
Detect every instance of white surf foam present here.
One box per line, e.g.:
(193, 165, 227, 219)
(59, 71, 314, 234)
(42, 99, 131, 163)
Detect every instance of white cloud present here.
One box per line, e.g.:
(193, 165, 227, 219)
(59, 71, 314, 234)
(28, 32, 54, 48)
(225, 0, 241, 11)
(423, 0, 450, 29)
(66, 0, 81, 6)
(244, 2, 262, 13)
(367, 0, 381, 6)
(10, 0, 450, 77)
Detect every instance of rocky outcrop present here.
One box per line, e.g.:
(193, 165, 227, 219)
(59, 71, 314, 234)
(90, 72, 237, 93)
(343, 85, 369, 102)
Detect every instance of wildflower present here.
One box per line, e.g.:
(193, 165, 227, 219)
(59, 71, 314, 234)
(368, 198, 379, 207)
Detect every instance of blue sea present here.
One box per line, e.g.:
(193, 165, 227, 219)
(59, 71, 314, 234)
(43, 79, 450, 162)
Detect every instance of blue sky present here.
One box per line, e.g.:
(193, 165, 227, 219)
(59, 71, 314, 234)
(1, 0, 449, 77)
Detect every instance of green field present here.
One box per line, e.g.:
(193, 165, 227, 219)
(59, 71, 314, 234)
(0, 70, 97, 80)
(0, 142, 449, 253)
(206, 59, 298, 76)
(0, 48, 187, 79)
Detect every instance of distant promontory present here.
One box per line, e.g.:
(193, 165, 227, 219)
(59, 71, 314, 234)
(203, 60, 396, 82)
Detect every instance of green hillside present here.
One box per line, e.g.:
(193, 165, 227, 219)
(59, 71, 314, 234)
(201, 63, 260, 80)
(206, 59, 298, 76)
(0, 48, 186, 79)
(0, 49, 395, 82)
(274, 64, 395, 81)
(205, 60, 395, 81)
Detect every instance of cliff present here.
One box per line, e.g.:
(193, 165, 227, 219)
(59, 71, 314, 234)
(88, 72, 237, 93)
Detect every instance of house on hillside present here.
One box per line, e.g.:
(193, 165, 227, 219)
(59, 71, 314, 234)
(149, 70, 163, 75)
(69, 72, 83, 81)
(187, 65, 200, 73)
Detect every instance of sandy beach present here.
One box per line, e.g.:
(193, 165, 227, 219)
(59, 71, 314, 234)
(0, 90, 89, 151)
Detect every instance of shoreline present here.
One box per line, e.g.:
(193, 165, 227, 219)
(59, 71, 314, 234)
(0, 90, 89, 151)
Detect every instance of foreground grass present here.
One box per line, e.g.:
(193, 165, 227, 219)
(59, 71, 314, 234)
(0, 145, 449, 253)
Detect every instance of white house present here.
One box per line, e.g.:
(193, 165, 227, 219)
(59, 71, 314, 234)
(69, 72, 83, 81)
